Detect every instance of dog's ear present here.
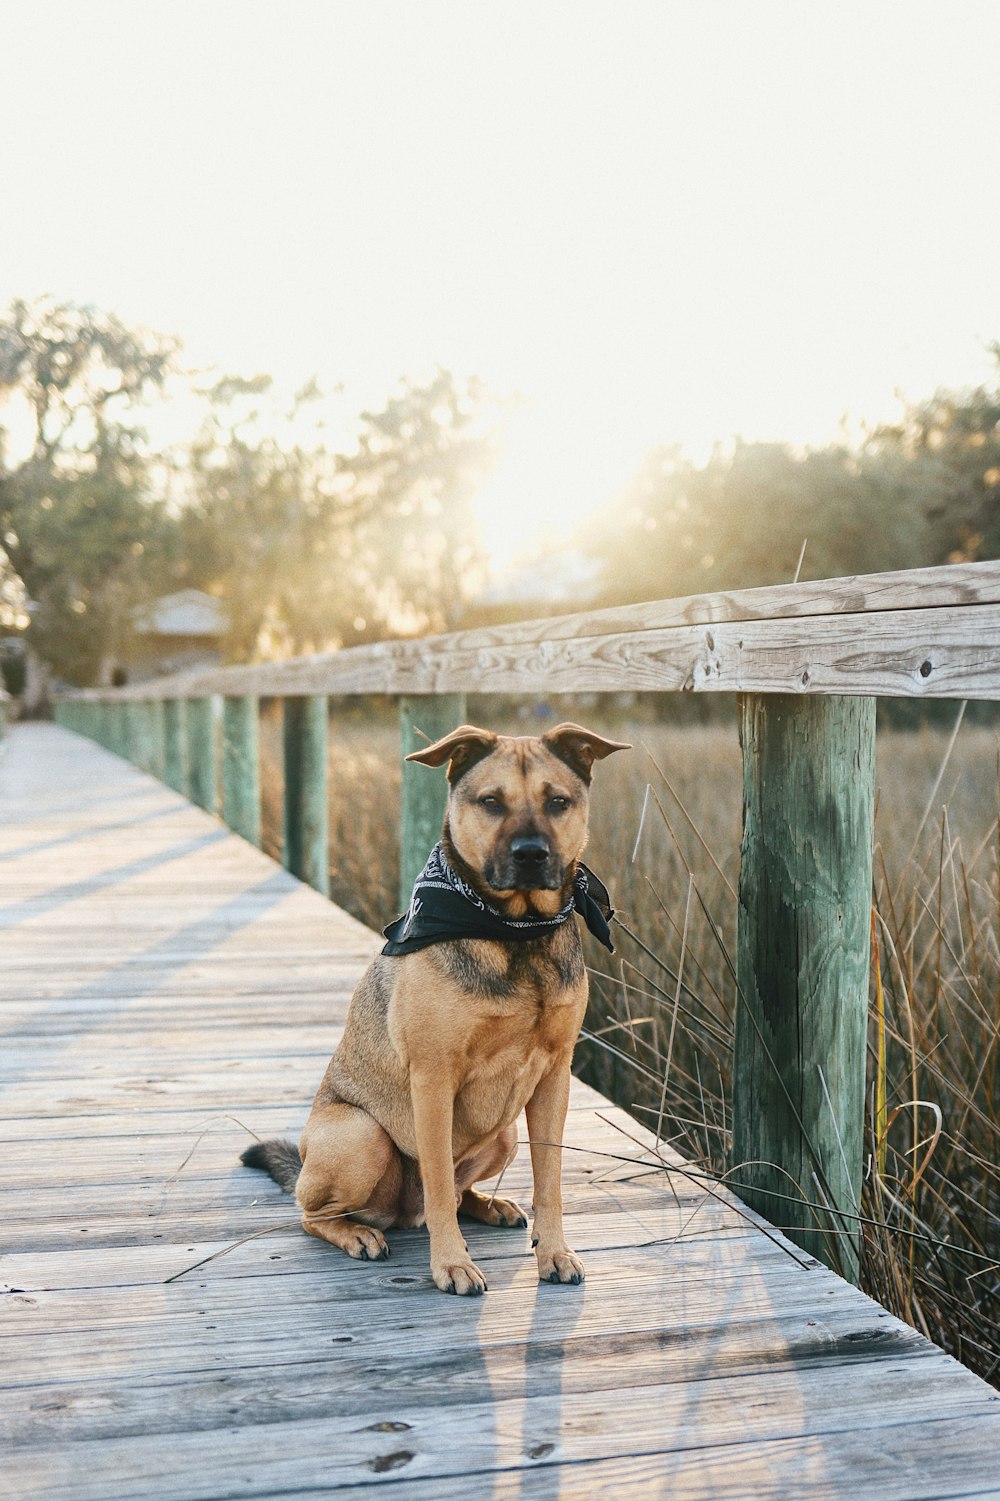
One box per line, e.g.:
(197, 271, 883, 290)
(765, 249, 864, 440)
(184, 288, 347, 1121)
(542, 723, 631, 783)
(405, 724, 497, 783)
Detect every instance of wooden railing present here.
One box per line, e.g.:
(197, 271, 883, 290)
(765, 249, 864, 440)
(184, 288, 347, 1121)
(52, 558, 1000, 1284)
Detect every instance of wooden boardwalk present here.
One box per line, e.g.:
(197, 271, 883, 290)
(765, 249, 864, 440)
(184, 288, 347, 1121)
(2, 723, 999, 1500)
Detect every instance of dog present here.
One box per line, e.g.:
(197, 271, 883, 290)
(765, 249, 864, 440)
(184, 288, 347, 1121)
(242, 721, 629, 1295)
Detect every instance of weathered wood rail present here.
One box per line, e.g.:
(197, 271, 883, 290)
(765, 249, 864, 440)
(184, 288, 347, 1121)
(3, 724, 1000, 1499)
(54, 558, 1000, 1287)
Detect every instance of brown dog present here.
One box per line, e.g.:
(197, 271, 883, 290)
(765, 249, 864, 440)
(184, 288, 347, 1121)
(242, 721, 629, 1295)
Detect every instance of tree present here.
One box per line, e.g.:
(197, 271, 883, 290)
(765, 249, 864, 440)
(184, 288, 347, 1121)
(581, 433, 952, 608)
(178, 368, 499, 658)
(871, 350, 1000, 564)
(177, 373, 325, 660)
(0, 297, 177, 684)
(333, 370, 498, 639)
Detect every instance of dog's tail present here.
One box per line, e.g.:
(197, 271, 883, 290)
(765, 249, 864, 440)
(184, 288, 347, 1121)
(240, 1138, 302, 1195)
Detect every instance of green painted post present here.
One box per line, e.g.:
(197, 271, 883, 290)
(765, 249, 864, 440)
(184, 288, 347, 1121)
(222, 694, 261, 846)
(136, 701, 156, 772)
(111, 701, 129, 759)
(148, 699, 166, 780)
(282, 695, 330, 895)
(186, 697, 218, 813)
(731, 693, 876, 1283)
(163, 699, 186, 794)
(125, 701, 143, 766)
(399, 693, 466, 911)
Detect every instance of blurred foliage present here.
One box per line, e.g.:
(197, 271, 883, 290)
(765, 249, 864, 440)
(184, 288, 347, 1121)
(177, 367, 498, 659)
(872, 356, 1000, 564)
(0, 297, 177, 684)
(334, 370, 497, 638)
(2, 293, 1000, 688)
(579, 348, 1000, 604)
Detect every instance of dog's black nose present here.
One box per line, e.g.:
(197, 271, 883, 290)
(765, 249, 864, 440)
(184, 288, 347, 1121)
(510, 836, 549, 866)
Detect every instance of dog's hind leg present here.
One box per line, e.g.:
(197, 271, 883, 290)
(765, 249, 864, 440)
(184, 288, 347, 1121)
(296, 1102, 402, 1262)
(457, 1124, 527, 1228)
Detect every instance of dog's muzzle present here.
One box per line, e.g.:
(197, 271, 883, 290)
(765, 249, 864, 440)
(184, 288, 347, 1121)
(489, 835, 563, 891)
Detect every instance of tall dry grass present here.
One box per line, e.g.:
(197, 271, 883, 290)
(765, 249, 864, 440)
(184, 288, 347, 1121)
(259, 699, 999, 1383)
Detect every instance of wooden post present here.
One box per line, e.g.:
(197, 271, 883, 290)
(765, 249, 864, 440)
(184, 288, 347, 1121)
(110, 701, 128, 760)
(222, 694, 261, 846)
(399, 693, 466, 911)
(186, 697, 218, 814)
(125, 701, 143, 767)
(163, 699, 186, 794)
(282, 695, 330, 895)
(731, 693, 876, 1283)
(137, 701, 156, 773)
(148, 699, 166, 781)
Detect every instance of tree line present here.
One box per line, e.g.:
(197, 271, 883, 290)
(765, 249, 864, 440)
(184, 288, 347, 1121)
(1, 295, 998, 688)
(0, 298, 497, 686)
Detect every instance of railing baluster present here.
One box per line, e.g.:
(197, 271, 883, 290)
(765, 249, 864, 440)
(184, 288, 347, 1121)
(186, 697, 218, 814)
(222, 694, 261, 846)
(163, 699, 186, 794)
(282, 695, 330, 895)
(148, 699, 166, 781)
(398, 693, 466, 911)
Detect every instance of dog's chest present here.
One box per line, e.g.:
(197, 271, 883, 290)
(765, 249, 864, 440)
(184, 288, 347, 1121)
(453, 996, 582, 1140)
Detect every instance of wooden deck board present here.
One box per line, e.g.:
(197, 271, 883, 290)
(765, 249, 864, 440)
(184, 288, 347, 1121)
(3, 723, 998, 1500)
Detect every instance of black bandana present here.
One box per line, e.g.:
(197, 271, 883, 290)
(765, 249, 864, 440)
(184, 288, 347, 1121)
(381, 843, 616, 957)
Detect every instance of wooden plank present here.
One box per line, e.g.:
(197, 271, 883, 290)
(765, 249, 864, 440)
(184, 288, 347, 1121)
(7, 1372, 997, 1501)
(59, 599, 1000, 701)
(55, 560, 1000, 705)
(0, 1312, 943, 1447)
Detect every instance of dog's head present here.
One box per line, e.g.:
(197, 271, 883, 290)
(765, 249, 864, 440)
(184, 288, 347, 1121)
(407, 722, 630, 903)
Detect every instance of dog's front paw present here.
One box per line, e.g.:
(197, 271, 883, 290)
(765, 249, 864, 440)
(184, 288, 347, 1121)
(534, 1244, 585, 1285)
(432, 1255, 488, 1296)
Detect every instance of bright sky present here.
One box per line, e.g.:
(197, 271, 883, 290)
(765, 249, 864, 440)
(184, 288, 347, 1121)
(4, 1, 1000, 573)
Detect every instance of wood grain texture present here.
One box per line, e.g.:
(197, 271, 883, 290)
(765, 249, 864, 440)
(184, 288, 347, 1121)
(56, 559, 1000, 705)
(220, 694, 260, 847)
(60, 599, 1000, 704)
(2, 723, 998, 1501)
(398, 693, 466, 909)
(732, 695, 876, 1281)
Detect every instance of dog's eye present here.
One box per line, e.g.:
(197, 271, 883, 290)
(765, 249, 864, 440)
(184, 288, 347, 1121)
(479, 794, 504, 813)
(547, 796, 572, 814)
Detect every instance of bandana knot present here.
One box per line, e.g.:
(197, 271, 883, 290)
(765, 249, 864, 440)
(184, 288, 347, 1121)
(381, 843, 615, 956)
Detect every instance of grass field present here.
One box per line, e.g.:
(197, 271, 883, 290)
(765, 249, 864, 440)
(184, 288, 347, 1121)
(260, 700, 999, 1384)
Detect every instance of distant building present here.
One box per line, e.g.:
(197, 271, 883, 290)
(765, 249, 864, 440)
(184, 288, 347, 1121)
(118, 589, 229, 683)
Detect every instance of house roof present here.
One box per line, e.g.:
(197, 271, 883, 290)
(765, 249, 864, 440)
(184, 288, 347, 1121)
(133, 590, 228, 638)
